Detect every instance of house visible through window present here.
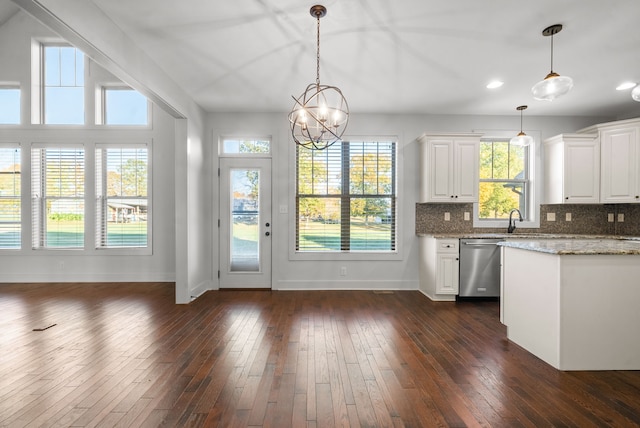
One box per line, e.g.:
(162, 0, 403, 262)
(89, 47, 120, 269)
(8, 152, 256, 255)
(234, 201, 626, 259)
(0, 86, 20, 124)
(0, 145, 21, 249)
(43, 45, 84, 124)
(31, 146, 85, 249)
(96, 145, 149, 248)
(296, 140, 396, 252)
(478, 140, 529, 220)
(103, 87, 148, 125)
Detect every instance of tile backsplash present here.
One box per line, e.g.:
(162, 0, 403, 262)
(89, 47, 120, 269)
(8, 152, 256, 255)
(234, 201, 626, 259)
(415, 203, 640, 236)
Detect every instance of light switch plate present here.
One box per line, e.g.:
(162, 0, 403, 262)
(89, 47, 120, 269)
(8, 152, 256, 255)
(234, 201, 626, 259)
(444, 212, 451, 221)
(618, 213, 625, 222)
(608, 213, 615, 222)
(464, 212, 470, 221)
(565, 213, 572, 221)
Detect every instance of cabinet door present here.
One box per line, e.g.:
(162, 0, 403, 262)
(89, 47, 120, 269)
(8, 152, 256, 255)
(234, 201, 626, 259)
(436, 253, 459, 294)
(601, 127, 639, 203)
(427, 140, 454, 201)
(455, 140, 479, 202)
(564, 140, 600, 203)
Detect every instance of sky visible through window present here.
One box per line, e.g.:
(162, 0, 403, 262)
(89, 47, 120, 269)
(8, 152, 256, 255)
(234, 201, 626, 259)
(105, 89, 148, 125)
(44, 45, 84, 125)
(0, 88, 20, 124)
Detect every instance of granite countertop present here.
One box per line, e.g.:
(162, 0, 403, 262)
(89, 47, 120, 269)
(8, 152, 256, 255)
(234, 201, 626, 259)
(497, 239, 640, 255)
(418, 233, 629, 240)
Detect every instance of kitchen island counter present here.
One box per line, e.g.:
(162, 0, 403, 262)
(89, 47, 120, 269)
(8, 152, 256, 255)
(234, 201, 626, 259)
(500, 242, 640, 370)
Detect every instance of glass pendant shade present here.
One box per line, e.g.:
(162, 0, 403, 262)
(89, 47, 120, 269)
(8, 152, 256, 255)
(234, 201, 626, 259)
(632, 85, 640, 102)
(288, 5, 349, 150)
(532, 72, 574, 101)
(510, 132, 534, 147)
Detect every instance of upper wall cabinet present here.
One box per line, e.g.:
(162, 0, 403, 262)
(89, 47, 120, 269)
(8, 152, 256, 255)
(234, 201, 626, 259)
(579, 118, 640, 204)
(544, 133, 599, 204)
(417, 133, 482, 203)
(600, 126, 640, 203)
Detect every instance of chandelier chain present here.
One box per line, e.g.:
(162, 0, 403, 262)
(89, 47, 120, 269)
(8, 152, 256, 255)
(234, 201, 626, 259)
(316, 13, 321, 87)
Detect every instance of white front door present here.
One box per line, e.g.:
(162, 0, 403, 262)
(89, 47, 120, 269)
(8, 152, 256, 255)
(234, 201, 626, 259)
(219, 157, 272, 288)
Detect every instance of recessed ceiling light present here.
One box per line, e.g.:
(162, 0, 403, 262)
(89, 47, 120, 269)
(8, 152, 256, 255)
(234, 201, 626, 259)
(616, 82, 637, 91)
(486, 81, 504, 89)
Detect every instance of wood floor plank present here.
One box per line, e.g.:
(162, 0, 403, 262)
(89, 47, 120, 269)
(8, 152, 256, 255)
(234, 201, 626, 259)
(1, 284, 639, 427)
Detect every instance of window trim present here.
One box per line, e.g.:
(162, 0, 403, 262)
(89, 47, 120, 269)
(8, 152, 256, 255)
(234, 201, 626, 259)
(289, 136, 402, 261)
(473, 129, 541, 229)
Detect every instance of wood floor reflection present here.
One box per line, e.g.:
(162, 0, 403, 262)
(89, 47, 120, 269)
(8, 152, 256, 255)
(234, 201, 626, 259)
(1, 283, 638, 427)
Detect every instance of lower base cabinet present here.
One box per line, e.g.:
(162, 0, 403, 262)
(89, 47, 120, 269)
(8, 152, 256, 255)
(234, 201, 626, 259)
(419, 237, 459, 301)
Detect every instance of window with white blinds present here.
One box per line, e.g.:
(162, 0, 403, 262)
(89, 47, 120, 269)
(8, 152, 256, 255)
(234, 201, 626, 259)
(96, 145, 148, 248)
(0, 145, 21, 249)
(296, 140, 396, 252)
(31, 146, 85, 249)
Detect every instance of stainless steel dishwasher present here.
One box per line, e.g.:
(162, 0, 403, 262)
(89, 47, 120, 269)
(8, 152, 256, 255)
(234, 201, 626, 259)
(459, 239, 501, 298)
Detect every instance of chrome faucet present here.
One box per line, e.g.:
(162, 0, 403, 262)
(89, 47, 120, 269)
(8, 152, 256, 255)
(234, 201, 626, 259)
(507, 208, 523, 233)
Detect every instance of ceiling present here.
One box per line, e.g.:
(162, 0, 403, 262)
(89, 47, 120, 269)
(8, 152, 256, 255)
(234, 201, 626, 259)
(5, 0, 640, 118)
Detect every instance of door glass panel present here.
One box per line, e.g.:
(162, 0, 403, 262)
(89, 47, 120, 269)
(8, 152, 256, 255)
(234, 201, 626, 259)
(230, 169, 260, 272)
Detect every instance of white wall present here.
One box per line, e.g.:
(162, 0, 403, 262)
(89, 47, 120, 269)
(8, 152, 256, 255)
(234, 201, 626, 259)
(208, 112, 611, 291)
(0, 12, 177, 282)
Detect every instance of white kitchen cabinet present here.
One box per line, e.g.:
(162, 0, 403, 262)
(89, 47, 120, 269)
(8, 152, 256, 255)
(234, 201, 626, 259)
(419, 237, 459, 300)
(418, 133, 482, 203)
(600, 126, 640, 203)
(543, 133, 599, 204)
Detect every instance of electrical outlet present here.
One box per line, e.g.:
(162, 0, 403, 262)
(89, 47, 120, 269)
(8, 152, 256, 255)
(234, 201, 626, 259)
(340, 266, 347, 276)
(565, 213, 572, 221)
(464, 212, 470, 221)
(547, 212, 556, 222)
(618, 213, 625, 222)
(444, 212, 450, 221)
(608, 213, 615, 222)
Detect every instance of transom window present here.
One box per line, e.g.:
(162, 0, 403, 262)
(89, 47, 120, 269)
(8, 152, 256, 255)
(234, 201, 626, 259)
(296, 140, 396, 252)
(221, 139, 270, 155)
(478, 140, 529, 220)
(43, 45, 84, 124)
(102, 87, 148, 125)
(0, 86, 20, 124)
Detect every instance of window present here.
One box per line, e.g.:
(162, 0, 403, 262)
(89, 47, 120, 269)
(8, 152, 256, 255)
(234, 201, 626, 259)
(478, 140, 529, 220)
(296, 140, 396, 252)
(103, 87, 148, 125)
(31, 146, 85, 249)
(221, 139, 270, 155)
(0, 86, 20, 124)
(0, 145, 21, 249)
(43, 45, 84, 124)
(96, 145, 149, 248)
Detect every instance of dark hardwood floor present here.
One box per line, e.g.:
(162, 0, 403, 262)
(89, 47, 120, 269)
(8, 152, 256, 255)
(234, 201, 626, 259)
(1, 283, 639, 427)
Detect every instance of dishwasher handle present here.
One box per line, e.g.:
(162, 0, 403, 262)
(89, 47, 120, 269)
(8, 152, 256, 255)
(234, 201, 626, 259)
(463, 241, 500, 246)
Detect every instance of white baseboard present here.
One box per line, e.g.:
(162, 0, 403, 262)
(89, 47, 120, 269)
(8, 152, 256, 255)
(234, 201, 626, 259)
(0, 272, 176, 283)
(274, 279, 418, 291)
(417, 288, 456, 302)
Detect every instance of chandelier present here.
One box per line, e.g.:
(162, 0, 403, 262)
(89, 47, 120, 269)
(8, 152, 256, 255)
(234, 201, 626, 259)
(531, 24, 573, 101)
(288, 5, 349, 150)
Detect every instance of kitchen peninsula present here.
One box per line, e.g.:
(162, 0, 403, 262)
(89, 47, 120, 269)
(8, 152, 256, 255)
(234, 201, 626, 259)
(499, 238, 640, 370)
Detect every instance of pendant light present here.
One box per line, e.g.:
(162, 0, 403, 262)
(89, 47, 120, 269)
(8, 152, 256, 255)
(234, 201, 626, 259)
(510, 105, 534, 147)
(288, 5, 349, 150)
(632, 85, 640, 102)
(531, 24, 573, 101)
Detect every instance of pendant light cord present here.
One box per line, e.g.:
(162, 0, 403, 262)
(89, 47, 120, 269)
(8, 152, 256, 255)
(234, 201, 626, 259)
(549, 33, 554, 73)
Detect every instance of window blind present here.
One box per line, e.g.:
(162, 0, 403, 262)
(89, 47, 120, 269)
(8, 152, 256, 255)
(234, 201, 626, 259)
(296, 141, 396, 252)
(96, 145, 148, 248)
(0, 145, 21, 249)
(31, 146, 85, 249)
